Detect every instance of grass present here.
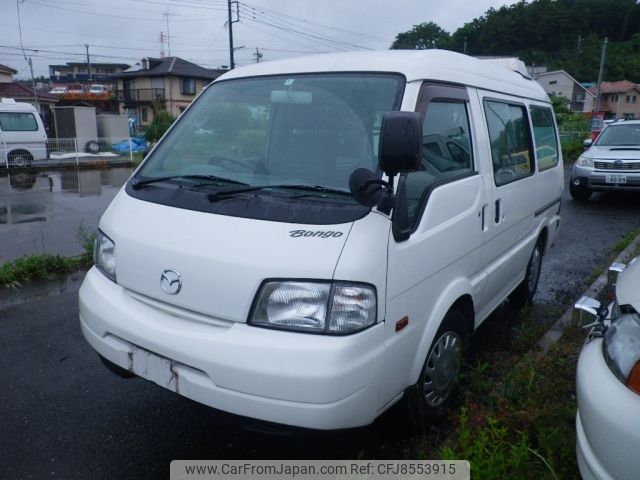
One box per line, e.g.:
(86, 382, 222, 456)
(439, 326, 584, 480)
(0, 222, 95, 289)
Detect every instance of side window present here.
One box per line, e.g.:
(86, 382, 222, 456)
(405, 93, 474, 226)
(484, 100, 534, 186)
(530, 106, 559, 171)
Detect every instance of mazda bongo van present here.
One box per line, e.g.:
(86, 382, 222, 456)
(79, 50, 564, 429)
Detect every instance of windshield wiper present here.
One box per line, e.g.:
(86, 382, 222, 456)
(131, 174, 249, 190)
(207, 184, 351, 202)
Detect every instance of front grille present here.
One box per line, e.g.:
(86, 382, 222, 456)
(594, 160, 640, 170)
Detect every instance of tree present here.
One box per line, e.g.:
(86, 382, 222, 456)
(391, 22, 451, 50)
(145, 109, 175, 142)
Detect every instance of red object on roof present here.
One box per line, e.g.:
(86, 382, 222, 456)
(588, 80, 640, 95)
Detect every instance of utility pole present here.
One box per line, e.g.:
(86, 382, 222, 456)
(227, 0, 239, 69)
(594, 37, 608, 114)
(85, 44, 91, 83)
(253, 47, 262, 63)
(463, 36, 467, 55)
(164, 13, 172, 57)
(16, 0, 38, 110)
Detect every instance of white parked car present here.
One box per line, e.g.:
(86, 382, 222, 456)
(89, 84, 106, 94)
(570, 119, 640, 201)
(575, 258, 640, 480)
(0, 98, 48, 168)
(79, 50, 564, 429)
(49, 86, 67, 95)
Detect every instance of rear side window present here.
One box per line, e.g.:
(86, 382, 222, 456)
(530, 106, 559, 171)
(0, 112, 38, 132)
(484, 100, 534, 186)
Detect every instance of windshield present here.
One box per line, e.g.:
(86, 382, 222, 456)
(136, 73, 404, 192)
(595, 123, 640, 146)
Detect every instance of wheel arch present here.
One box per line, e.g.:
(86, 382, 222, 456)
(408, 280, 475, 384)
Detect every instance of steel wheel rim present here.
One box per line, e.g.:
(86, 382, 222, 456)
(422, 331, 462, 407)
(527, 246, 541, 292)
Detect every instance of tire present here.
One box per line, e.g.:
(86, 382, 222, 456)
(85, 140, 100, 154)
(413, 308, 469, 419)
(8, 151, 33, 168)
(509, 240, 543, 308)
(569, 182, 592, 201)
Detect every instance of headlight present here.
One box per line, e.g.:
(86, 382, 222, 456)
(94, 230, 116, 282)
(603, 313, 640, 395)
(576, 156, 594, 168)
(250, 281, 377, 334)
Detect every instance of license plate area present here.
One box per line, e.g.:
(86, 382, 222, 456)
(605, 174, 627, 184)
(130, 346, 179, 392)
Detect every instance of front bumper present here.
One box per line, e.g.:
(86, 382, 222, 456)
(576, 339, 640, 480)
(572, 164, 640, 191)
(79, 267, 387, 430)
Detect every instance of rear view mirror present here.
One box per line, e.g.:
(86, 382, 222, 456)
(270, 90, 312, 104)
(573, 296, 602, 327)
(583, 138, 592, 148)
(378, 112, 422, 176)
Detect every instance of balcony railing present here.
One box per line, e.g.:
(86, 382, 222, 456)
(117, 88, 165, 104)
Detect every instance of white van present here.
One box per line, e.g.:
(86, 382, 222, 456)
(79, 50, 564, 430)
(0, 98, 48, 168)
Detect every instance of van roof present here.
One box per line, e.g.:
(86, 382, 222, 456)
(0, 99, 38, 112)
(216, 50, 549, 102)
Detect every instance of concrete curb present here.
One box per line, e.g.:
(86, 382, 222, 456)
(0, 269, 87, 311)
(533, 232, 640, 359)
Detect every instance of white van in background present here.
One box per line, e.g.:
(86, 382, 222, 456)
(0, 98, 48, 168)
(79, 50, 564, 429)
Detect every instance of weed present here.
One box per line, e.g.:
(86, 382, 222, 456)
(75, 221, 96, 262)
(0, 254, 81, 289)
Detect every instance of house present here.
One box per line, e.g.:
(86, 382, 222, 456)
(111, 57, 224, 130)
(535, 70, 595, 113)
(48, 62, 130, 84)
(0, 64, 17, 83)
(0, 64, 59, 133)
(589, 80, 640, 120)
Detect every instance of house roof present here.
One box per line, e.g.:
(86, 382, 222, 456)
(114, 57, 222, 80)
(0, 83, 59, 102)
(588, 80, 640, 94)
(49, 62, 130, 69)
(0, 64, 18, 75)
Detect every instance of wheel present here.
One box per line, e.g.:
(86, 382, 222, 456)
(85, 140, 100, 154)
(414, 308, 468, 419)
(569, 182, 592, 201)
(509, 240, 543, 308)
(8, 151, 33, 168)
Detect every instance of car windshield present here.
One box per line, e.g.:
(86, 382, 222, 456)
(136, 73, 404, 193)
(595, 123, 640, 146)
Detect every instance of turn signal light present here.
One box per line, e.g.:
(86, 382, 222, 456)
(627, 361, 640, 395)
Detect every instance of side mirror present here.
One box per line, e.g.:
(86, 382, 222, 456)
(348, 168, 394, 214)
(583, 138, 592, 148)
(378, 112, 422, 176)
(573, 296, 602, 327)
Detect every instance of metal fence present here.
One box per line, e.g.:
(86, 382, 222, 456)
(1, 137, 147, 168)
(559, 131, 590, 145)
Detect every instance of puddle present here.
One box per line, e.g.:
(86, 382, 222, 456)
(0, 167, 134, 262)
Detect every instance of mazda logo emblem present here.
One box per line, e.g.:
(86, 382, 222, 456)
(160, 269, 182, 295)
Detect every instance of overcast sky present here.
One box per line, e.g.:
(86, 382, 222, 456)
(0, 0, 517, 79)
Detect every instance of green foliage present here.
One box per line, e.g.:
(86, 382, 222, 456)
(562, 138, 587, 162)
(145, 109, 176, 143)
(0, 254, 81, 289)
(75, 222, 96, 262)
(440, 408, 548, 480)
(391, 0, 640, 82)
(391, 22, 451, 49)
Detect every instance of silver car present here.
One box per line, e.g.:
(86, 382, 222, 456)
(570, 120, 640, 201)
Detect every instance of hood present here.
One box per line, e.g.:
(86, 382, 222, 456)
(586, 146, 640, 160)
(616, 256, 640, 312)
(100, 192, 352, 322)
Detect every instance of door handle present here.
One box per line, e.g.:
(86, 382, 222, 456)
(480, 204, 488, 231)
(495, 199, 501, 224)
